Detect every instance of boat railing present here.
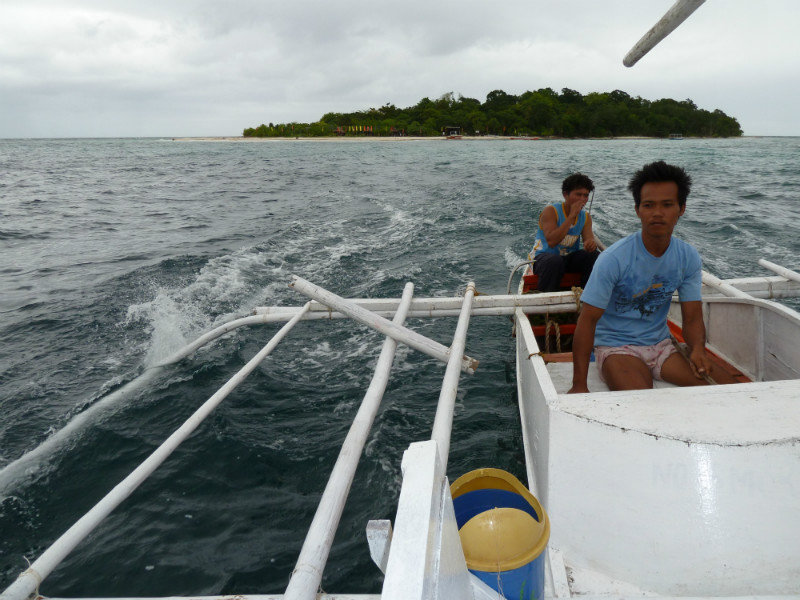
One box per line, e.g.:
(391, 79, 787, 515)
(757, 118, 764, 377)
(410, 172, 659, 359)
(506, 259, 534, 295)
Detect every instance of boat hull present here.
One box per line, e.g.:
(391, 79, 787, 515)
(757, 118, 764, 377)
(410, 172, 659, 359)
(515, 297, 800, 596)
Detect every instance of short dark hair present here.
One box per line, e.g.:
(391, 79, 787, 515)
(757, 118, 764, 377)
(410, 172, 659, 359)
(628, 160, 692, 207)
(562, 172, 594, 194)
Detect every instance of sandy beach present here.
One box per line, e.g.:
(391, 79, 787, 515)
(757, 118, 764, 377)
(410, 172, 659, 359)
(171, 135, 659, 142)
(173, 135, 496, 142)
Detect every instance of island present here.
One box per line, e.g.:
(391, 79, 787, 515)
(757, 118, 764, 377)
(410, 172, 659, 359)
(243, 88, 742, 139)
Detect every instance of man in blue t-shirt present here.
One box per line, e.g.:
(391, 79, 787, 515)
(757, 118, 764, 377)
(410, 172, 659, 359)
(569, 161, 712, 392)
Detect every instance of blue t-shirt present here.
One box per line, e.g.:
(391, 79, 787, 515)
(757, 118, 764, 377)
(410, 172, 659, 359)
(581, 232, 702, 347)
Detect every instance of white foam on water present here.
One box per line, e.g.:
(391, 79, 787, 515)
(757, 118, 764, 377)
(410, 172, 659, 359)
(463, 214, 513, 233)
(126, 246, 296, 368)
(504, 246, 528, 269)
(0, 366, 164, 498)
(1, 245, 295, 497)
(126, 293, 198, 368)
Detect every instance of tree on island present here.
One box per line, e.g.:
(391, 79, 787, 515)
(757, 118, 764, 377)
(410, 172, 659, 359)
(243, 88, 742, 138)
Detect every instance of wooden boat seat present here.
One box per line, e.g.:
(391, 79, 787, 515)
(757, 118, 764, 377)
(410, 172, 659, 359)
(546, 347, 751, 394)
(546, 361, 678, 394)
(521, 270, 582, 294)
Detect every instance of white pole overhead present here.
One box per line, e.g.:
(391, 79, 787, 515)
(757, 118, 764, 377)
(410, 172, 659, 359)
(0, 303, 312, 600)
(430, 282, 476, 469)
(623, 0, 707, 67)
(289, 275, 479, 373)
(284, 283, 415, 600)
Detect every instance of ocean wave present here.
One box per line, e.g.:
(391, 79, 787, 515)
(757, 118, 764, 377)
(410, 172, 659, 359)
(0, 229, 48, 240)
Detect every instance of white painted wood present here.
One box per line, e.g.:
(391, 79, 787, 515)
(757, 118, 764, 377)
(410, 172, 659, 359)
(430, 282, 475, 468)
(546, 362, 677, 394)
(284, 286, 415, 600)
(254, 277, 800, 320)
(1, 304, 313, 600)
(623, 0, 707, 67)
(514, 308, 561, 599)
(562, 560, 659, 597)
(263, 289, 586, 315)
(435, 470, 475, 599)
(760, 305, 800, 380)
(366, 520, 392, 574)
(702, 270, 753, 299)
(719, 274, 800, 299)
(704, 296, 800, 381)
(758, 258, 800, 284)
(381, 440, 472, 600)
(704, 300, 759, 379)
(289, 276, 478, 373)
(554, 379, 800, 445)
(516, 291, 800, 595)
(469, 574, 502, 600)
(514, 307, 559, 504)
(545, 389, 800, 595)
(548, 547, 571, 598)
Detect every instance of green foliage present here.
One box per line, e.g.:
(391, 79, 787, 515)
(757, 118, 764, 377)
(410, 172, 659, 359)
(242, 89, 742, 138)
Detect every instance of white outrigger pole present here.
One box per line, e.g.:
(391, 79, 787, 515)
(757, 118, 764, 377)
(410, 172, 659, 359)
(282, 282, 415, 600)
(623, 0, 707, 67)
(0, 303, 313, 600)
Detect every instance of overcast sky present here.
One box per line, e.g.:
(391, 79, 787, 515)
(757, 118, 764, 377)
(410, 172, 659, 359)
(1, 1, 798, 138)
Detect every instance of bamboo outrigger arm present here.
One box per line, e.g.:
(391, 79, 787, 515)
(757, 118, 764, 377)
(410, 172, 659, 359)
(759, 258, 800, 284)
(623, 0, 707, 67)
(284, 284, 415, 600)
(289, 275, 479, 374)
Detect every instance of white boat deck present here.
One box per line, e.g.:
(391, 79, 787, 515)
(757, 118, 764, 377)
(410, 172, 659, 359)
(548, 373, 800, 445)
(546, 361, 677, 394)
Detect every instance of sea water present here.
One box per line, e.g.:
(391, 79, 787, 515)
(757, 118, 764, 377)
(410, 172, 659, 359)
(1, 137, 799, 596)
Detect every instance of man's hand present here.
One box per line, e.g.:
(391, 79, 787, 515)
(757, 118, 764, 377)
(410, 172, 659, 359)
(567, 199, 587, 220)
(584, 237, 597, 253)
(568, 383, 590, 394)
(688, 346, 713, 380)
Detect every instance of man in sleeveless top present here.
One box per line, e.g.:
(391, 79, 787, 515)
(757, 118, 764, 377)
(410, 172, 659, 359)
(569, 161, 712, 393)
(532, 173, 599, 291)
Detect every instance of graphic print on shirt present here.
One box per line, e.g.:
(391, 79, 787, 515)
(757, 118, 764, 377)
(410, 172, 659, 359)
(559, 234, 579, 255)
(614, 276, 676, 317)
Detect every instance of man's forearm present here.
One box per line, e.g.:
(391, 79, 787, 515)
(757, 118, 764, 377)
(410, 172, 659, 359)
(545, 219, 572, 247)
(571, 326, 593, 387)
(570, 308, 601, 391)
(682, 316, 706, 352)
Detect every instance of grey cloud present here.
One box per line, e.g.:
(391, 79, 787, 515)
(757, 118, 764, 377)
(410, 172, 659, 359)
(1, 0, 799, 137)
